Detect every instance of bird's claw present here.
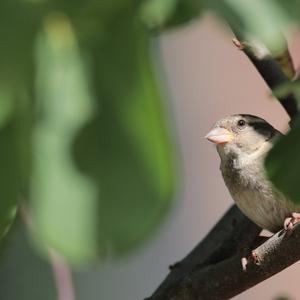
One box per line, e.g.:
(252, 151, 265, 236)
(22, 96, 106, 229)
(232, 38, 245, 50)
(284, 212, 300, 232)
(241, 257, 248, 271)
(241, 250, 259, 271)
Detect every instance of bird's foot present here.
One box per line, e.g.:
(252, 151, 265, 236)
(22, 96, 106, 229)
(284, 212, 300, 232)
(241, 250, 260, 271)
(232, 38, 245, 50)
(241, 257, 248, 271)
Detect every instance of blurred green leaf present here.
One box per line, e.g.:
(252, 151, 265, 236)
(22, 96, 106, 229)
(273, 0, 300, 21)
(0, 1, 40, 244)
(0, 1, 42, 84)
(274, 296, 292, 300)
(0, 97, 19, 239)
(215, 0, 288, 52)
(273, 81, 300, 111)
(73, 15, 176, 256)
(31, 9, 176, 264)
(32, 13, 98, 264)
(165, 0, 202, 27)
(266, 116, 300, 204)
(140, 0, 202, 29)
(140, 0, 179, 28)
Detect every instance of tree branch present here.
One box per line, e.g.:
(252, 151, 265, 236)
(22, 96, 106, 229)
(232, 38, 298, 121)
(149, 223, 300, 300)
(145, 205, 260, 299)
(146, 37, 300, 299)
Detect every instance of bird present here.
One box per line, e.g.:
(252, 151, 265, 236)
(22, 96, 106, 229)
(205, 114, 300, 233)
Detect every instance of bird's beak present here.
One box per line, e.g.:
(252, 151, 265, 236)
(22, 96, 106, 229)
(205, 127, 234, 144)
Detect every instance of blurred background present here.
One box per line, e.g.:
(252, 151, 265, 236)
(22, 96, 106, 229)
(1, 11, 300, 299)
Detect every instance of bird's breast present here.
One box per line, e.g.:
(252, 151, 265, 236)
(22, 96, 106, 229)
(220, 159, 295, 232)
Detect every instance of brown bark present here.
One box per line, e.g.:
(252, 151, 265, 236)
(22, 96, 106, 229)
(148, 223, 300, 300)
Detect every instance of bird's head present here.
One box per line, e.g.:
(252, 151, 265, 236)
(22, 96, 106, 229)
(205, 114, 280, 161)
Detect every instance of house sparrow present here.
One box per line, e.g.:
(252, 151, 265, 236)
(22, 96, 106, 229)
(205, 114, 300, 233)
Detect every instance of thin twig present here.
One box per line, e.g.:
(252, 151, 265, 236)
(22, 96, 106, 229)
(232, 37, 298, 121)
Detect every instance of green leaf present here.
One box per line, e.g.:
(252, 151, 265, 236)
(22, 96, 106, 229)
(0, 87, 20, 240)
(265, 117, 300, 204)
(222, 0, 289, 52)
(274, 297, 291, 300)
(165, 0, 202, 27)
(0, 1, 42, 84)
(73, 16, 176, 256)
(140, 0, 202, 29)
(31, 13, 98, 264)
(140, 0, 179, 28)
(273, 0, 300, 21)
(204, 0, 290, 53)
(266, 78, 300, 205)
(0, 1, 41, 243)
(31, 11, 176, 264)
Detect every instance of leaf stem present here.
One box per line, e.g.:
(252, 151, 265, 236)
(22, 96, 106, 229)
(19, 203, 75, 300)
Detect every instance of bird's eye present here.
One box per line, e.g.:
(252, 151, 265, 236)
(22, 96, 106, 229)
(237, 119, 246, 128)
